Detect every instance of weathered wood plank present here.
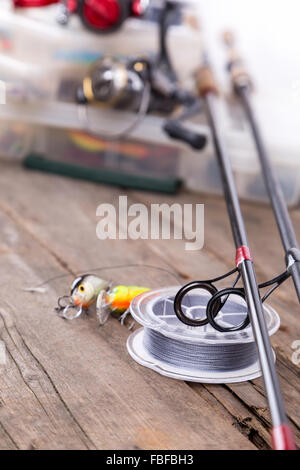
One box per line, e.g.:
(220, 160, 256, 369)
(132, 190, 300, 445)
(0, 161, 298, 448)
(0, 162, 257, 449)
(0, 237, 251, 450)
(0, 162, 298, 448)
(189, 382, 271, 449)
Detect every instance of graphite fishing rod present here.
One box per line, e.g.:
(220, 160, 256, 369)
(165, 56, 296, 450)
(223, 32, 300, 304)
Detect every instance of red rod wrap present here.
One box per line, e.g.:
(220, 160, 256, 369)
(13, 0, 58, 6)
(235, 245, 253, 267)
(272, 424, 297, 450)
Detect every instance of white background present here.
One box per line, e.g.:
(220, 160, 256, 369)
(196, 0, 300, 159)
(197, 0, 300, 98)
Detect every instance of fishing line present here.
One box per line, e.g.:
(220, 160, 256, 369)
(143, 328, 258, 372)
(162, 49, 295, 448)
(25, 263, 184, 290)
(77, 81, 151, 141)
(127, 286, 280, 384)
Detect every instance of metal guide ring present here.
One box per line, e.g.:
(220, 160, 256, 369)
(207, 288, 250, 333)
(174, 282, 222, 327)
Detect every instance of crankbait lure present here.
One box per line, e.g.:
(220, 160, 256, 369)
(96, 285, 150, 325)
(56, 273, 149, 325)
(56, 274, 109, 320)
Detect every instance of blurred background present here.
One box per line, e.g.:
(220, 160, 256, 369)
(0, 0, 299, 206)
(199, 0, 300, 97)
(199, 0, 300, 156)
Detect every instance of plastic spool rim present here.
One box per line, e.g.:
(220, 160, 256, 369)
(127, 286, 280, 383)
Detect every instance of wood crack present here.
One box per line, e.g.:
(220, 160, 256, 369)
(19, 332, 96, 450)
(0, 166, 298, 449)
(187, 383, 269, 450)
(0, 200, 75, 277)
(0, 420, 19, 450)
(0, 306, 95, 450)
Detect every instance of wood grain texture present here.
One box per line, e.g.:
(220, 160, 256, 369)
(0, 160, 298, 450)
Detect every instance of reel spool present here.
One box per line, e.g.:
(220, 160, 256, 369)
(77, 56, 147, 111)
(127, 286, 280, 384)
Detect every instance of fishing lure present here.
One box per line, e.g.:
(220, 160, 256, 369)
(96, 285, 150, 325)
(56, 273, 149, 325)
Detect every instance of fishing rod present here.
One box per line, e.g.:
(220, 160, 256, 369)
(165, 55, 296, 450)
(223, 32, 300, 305)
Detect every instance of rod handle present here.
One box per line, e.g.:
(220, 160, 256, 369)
(222, 31, 252, 91)
(272, 424, 297, 450)
(195, 65, 219, 97)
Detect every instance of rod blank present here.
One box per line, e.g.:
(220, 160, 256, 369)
(196, 59, 295, 450)
(224, 32, 300, 304)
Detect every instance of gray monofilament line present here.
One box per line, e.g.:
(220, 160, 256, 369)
(143, 328, 258, 372)
(127, 286, 281, 385)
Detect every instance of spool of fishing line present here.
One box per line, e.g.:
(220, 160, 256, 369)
(127, 287, 280, 383)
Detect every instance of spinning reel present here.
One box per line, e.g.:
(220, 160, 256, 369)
(13, 0, 148, 34)
(75, 1, 199, 138)
(76, 54, 195, 113)
(76, 55, 150, 110)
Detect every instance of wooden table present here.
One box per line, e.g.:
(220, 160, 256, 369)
(0, 160, 299, 450)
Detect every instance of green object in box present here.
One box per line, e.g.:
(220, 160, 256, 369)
(23, 129, 181, 194)
(24, 154, 180, 193)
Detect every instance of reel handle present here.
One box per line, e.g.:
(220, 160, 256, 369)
(163, 120, 207, 150)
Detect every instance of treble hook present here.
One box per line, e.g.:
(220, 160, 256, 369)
(55, 295, 83, 320)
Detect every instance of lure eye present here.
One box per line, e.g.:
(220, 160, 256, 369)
(79, 285, 85, 293)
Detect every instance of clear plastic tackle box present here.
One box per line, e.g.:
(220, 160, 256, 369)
(0, 4, 203, 99)
(1, 98, 299, 205)
(0, 4, 299, 204)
